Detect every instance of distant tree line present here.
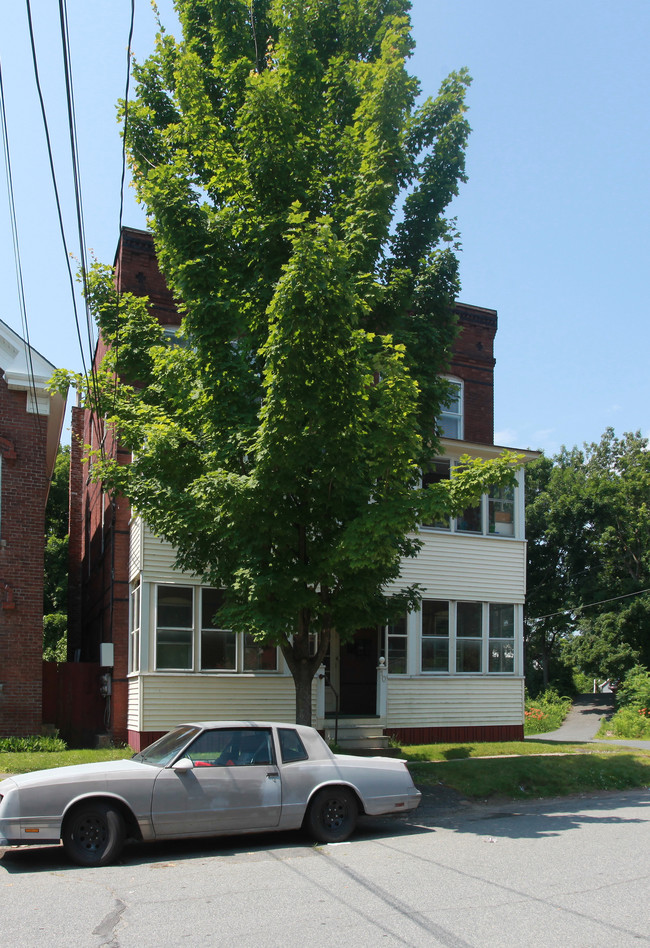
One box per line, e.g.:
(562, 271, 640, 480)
(525, 428, 650, 694)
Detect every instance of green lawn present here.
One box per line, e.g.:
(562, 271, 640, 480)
(0, 747, 132, 776)
(2, 740, 649, 804)
(405, 740, 650, 801)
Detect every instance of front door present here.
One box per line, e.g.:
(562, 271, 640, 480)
(338, 627, 378, 715)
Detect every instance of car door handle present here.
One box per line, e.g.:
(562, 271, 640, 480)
(266, 772, 280, 779)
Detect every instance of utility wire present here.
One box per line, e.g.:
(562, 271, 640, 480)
(57, 0, 105, 454)
(24, 0, 89, 385)
(113, 0, 136, 410)
(0, 51, 42, 424)
(530, 587, 650, 623)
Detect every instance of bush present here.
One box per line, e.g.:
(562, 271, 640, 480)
(606, 706, 650, 740)
(0, 734, 67, 753)
(616, 666, 650, 710)
(524, 688, 572, 735)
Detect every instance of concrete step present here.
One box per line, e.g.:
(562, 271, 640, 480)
(323, 722, 402, 756)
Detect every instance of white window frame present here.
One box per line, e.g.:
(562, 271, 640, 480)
(439, 377, 463, 439)
(155, 583, 195, 671)
(149, 584, 280, 675)
(200, 588, 237, 671)
(418, 601, 520, 676)
(129, 584, 140, 674)
(420, 461, 522, 539)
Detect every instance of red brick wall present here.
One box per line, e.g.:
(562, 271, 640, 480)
(0, 376, 50, 736)
(449, 303, 497, 445)
(67, 228, 180, 745)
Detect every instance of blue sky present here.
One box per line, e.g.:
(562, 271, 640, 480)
(1, 1, 648, 455)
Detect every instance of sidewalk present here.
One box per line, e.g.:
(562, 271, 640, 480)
(529, 693, 650, 751)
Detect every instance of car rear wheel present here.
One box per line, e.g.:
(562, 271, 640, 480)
(62, 802, 125, 866)
(307, 787, 358, 843)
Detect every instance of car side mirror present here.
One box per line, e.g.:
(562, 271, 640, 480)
(172, 757, 193, 772)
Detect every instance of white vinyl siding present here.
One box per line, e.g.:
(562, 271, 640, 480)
(387, 676, 524, 728)
(387, 531, 527, 604)
(136, 674, 305, 732)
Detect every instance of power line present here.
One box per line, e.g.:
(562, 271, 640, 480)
(0, 50, 42, 425)
(24, 0, 89, 383)
(530, 587, 650, 623)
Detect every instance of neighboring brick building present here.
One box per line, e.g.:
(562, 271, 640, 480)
(69, 227, 536, 749)
(0, 319, 65, 737)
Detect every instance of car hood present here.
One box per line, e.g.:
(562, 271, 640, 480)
(0, 758, 153, 791)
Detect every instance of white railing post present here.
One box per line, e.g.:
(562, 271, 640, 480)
(376, 657, 388, 720)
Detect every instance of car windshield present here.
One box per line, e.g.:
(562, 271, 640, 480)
(132, 725, 201, 767)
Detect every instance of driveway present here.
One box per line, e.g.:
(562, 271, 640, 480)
(528, 693, 650, 751)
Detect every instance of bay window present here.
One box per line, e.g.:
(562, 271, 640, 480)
(152, 584, 278, 674)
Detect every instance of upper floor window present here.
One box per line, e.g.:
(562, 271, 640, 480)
(439, 379, 463, 439)
(421, 460, 520, 538)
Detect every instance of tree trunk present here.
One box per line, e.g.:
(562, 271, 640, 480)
(281, 627, 331, 728)
(294, 660, 316, 726)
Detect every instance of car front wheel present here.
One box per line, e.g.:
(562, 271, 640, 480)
(307, 787, 358, 843)
(62, 802, 125, 866)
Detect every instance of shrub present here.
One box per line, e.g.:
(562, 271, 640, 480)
(606, 706, 650, 740)
(0, 734, 67, 753)
(524, 687, 572, 735)
(616, 666, 650, 711)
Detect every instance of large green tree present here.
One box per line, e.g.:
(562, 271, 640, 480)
(526, 429, 650, 688)
(58, 0, 517, 724)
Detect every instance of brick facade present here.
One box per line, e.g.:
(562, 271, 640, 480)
(0, 322, 65, 737)
(449, 303, 497, 445)
(67, 229, 178, 744)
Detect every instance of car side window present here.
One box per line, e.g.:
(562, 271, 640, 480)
(185, 728, 274, 767)
(279, 728, 309, 763)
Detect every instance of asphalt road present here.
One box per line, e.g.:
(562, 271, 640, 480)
(2, 789, 649, 948)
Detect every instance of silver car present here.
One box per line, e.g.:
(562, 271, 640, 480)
(0, 721, 421, 866)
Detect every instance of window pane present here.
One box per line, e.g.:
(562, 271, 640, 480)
(422, 460, 451, 528)
(456, 638, 482, 673)
(456, 504, 482, 533)
(244, 634, 277, 671)
(157, 586, 193, 628)
(201, 629, 236, 670)
(156, 628, 192, 669)
(489, 486, 515, 537)
(439, 414, 461, 439)
(422, 637, 449, 672)
(489, 603, 515, 638)
(457, 602, 482, 637)
(489, 640, 514, 673)
(279, 728, 308, 763)
(422, 600, 448, 636)
(186, 728, 274, 766)
(440, 382, 462, 439)
(387, 636, 407, 674)
(201, 588, 226, 629)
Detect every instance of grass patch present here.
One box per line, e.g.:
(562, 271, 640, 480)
(409, 750, 650, 801)
(399, 739, 615, 762)
(0, 747, 132, 776)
